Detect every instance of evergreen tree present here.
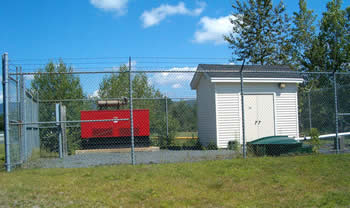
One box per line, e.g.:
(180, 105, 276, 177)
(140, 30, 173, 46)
(298, 1, 350, 135)
(169, 101, 197, 132)
(31, 61, 85, 153)
(290, 0, 317, 70)
(98, 65, 129, 99)
(224, 0, 291, 65)
(319, 0, 350, 72)
(98, 65, 163, 100)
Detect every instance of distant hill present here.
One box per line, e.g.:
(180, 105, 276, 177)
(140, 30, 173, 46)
(185, 99, 196, 107)
(171, 99, 196, 106)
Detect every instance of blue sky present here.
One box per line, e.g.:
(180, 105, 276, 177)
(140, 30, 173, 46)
(1, 0, 349, 99)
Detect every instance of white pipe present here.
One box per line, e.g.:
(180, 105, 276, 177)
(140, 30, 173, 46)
(295, 132, 350, 140)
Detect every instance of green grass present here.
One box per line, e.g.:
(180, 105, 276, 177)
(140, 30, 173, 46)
(172, 138, 198, 146)
(150, 132, 198, 147)
(0, 154, 350, 207)
(176, 131, 198, 137)
(150, 131, 198, 139)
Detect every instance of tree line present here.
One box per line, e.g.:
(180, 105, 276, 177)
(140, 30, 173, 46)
(225, 0, 350, 73)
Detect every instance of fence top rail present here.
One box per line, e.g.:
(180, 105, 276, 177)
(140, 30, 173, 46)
(8, 70, 350, 75)
(8, 56, 230, 62)
(10, 118, 130, 126)
(38, 97, 197, 103)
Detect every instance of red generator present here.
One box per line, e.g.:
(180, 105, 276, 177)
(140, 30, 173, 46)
(80, 109, 150, 148)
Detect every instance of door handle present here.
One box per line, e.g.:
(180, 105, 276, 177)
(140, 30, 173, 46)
(255, 120, 258, 125)
(258, 120, 261, 125)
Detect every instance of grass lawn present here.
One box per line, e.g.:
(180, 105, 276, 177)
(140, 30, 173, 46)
(176, 132, 198, 138)
(150, 132, 198, 140)
(172, 138, 198, 146)
(0, 154, 350, 207)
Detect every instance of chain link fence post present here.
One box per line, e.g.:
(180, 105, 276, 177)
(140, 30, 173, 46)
(240, 60, 246, 158)
(19, 67, 27, 162)
(165, 93, 169, 143)
(56, 103, 63, 158)
(129, 56, 135, 165)
(308, 90, 312, 131)
(60, 105, 68, 157)
(333, 72, 339, 153)
(2, 53, 11, 172)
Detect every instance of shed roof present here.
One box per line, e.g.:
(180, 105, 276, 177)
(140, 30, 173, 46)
(190, 64, 302, 89)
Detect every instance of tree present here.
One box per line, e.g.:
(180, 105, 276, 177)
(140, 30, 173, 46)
(99, 65, 129, 99)
(319, 0, 350, 72)
(290, 0, 317, 70)
(31, 61, 85, 153)
(299, 0, 350, 88)
(169, 101, 197, 132)
(98, 66, 179, 146)
(292, 1, 350, 137)
(298, 1, 350, 135)
(98, 65, 163, 100)
(294, 0, 350, 76)
(224, 0, 291, 65)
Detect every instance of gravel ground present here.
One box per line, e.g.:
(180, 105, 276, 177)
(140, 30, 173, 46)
(23, 150, 237, 169)
(319, 144, 350, 154)
(22, 144, 350, 169)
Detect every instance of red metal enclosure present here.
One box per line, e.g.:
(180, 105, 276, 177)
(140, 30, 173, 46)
(80, 109, 150, 139)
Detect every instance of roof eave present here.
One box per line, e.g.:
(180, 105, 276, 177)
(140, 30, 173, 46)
(190, 65, 203, 89)
(210, 77, 304, 83)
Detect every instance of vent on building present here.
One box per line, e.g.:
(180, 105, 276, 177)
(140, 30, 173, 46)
(92, 128, 113, 137)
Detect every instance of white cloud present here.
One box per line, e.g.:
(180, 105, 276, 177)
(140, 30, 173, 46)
(93, 90, 99, 97)
(141, 2, 206, 28)
(89, 90, 100, 98)
(90, 0, 129, 16)
(151, 67, 196, 89)
(25, 75, 34, 80)
(172, 83, 182, 89)
(193, 15, 233, 44)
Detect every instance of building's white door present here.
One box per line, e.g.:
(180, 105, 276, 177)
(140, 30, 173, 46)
(256, 94, 275, 139)
(243, 95, 259, 142)
(244, 94, 275, 142)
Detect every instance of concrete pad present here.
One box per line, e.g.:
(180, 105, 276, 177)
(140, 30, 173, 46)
(75, 146, 160, 154)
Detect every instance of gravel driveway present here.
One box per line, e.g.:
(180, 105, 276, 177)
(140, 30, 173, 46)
(23, 150, 237, 169)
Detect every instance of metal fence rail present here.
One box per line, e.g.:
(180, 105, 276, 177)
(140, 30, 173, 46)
(2, 53, 350, 172)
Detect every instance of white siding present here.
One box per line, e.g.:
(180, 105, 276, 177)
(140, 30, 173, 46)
(197, 76, 216, 146)
(214, 83, 299, 147)
(275, 86, 299, 137)
(215, 84, 241, 148)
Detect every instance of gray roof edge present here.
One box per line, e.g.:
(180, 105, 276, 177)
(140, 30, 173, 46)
(190, 65, 203, 89)
(190, 64, 301, 89)
(197, 64, 293, 71)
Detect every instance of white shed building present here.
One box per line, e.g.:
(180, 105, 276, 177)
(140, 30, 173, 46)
(190, 64, 303, 148)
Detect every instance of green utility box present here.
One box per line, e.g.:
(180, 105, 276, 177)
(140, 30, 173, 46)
(247, 136, 312, 156)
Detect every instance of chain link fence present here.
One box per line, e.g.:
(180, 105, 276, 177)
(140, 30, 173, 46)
(2, 53, 350, 171)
